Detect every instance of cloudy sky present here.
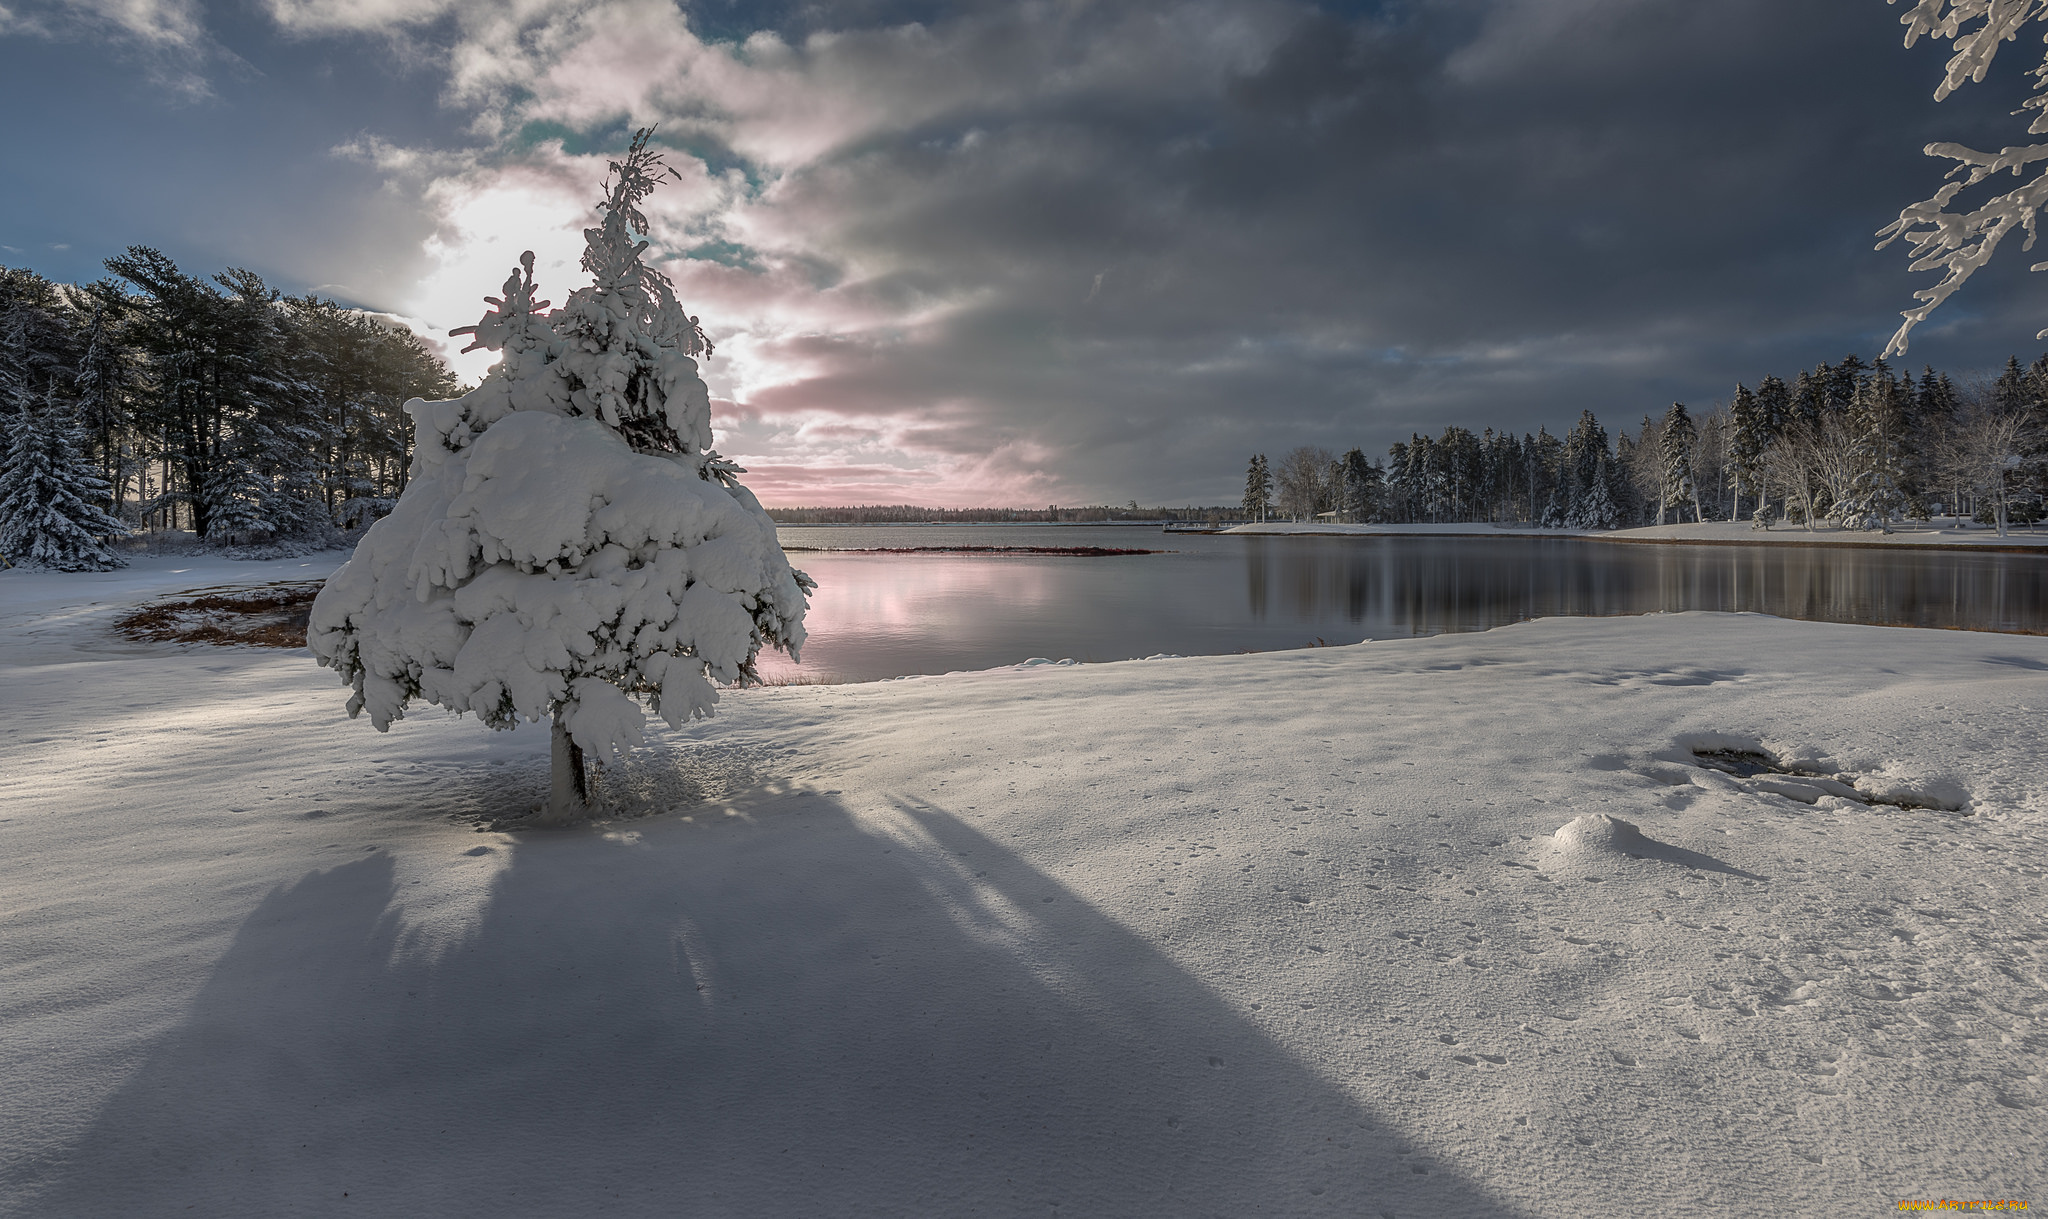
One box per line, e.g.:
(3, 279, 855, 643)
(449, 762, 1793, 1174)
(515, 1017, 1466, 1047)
(1, 0, 2041, 506)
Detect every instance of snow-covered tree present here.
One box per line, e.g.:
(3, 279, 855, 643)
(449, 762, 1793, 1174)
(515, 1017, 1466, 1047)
(1524, 427, 1561, 523)
(0, 267, 78, 422)
(1572, 455, 1624, 531)
(307, 130, 812, 823)
(1242, 453, 1271, 521)
(1878, 1, 2048, 356)
(1545, 411, 1623, 529)
(0, 399, 128, 571)
(1791, 368, 1826, 428)
(1949, 394, 2038, 535)
(1841, 372, 1911, 531)
(1658, 403, 1700, 524)
(1729, 384, 1768, 524)
(209, 267, 325, 542)
(70, 299, 139, 520)
(1338, 448, 1380, 522)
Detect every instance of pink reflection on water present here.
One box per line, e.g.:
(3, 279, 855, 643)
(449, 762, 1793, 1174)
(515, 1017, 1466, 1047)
(755, 553, 1061, 685)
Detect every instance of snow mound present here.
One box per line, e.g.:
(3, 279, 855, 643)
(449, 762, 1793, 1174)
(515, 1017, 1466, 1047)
(1550, 813, 1650, 853)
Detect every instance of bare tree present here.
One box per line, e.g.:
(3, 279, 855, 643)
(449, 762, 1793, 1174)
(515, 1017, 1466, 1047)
(1274, 445, 1335, 522)
(1948, 395, 2038, 535)
(1762, 414, 1858, 532)
(1929, 406, 1977, 525)
(1692, 404, 1731, 520)
(1624, 414, 1663, 518)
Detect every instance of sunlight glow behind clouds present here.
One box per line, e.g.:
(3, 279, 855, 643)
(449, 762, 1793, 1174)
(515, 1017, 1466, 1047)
(341, 0, 1231, 506)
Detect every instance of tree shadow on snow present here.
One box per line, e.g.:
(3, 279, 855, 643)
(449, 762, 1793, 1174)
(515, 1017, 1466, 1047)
(28, 791, 1525, 1219)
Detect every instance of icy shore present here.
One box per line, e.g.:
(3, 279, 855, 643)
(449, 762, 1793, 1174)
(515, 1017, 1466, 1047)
(2, 555, 2044, 1216)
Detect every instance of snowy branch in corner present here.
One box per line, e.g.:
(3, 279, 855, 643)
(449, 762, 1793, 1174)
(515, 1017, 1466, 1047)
(1877, 0, 2048, 356)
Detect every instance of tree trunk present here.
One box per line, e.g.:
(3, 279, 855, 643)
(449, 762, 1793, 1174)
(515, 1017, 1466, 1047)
(543, 715, 590, 824)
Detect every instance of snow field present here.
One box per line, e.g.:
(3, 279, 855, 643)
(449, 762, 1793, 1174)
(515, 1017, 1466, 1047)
(3, 556, 2046, 1216)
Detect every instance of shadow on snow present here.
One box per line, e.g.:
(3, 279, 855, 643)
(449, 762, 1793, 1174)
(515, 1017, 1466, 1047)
(28, 790, 1523, 1218)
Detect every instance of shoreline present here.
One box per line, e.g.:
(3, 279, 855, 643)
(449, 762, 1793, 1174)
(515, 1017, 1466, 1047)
(1220, 519, 2048, 552)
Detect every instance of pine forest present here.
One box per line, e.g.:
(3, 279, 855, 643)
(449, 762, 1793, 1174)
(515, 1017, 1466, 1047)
(1243, 354, 2048, 536)
(0, 251, 460, 567)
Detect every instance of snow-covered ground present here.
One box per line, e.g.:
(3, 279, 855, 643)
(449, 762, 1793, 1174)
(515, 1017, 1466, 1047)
(4, 555, 2045, 1216)
(1229, 519, 2048, 547)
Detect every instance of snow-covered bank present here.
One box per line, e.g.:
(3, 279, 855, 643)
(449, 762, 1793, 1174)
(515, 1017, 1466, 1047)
(1226, 521, 1582, 538)
(1227, 519, 2048, 548)
(1610, 520, 2048, 548)
(3, 571, 2046, 1215)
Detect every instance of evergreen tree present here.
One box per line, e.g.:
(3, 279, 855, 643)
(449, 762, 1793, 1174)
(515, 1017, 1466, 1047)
(1755, 374, 1792, 434)
(1658, 402, 1700, 523)
(1408, 433, 1441, 521)
(1569, 454, 1624, 530)
(105, 247, 228, 535)
(1242, 454, 1271, 521)
(0, 399, 128, 570)
(1338, 447, 1380, 522)
(70, 296, 138, 519)
(1437, 426, 1481, 521)
(1480, 429, 1520, 521)
(1828, 354, 1869, 415)
(308, 130, 811, 823)
(0, 267, 78, 421)
(1729, 384, 1769, 524)
(1383, 441, 1413, 522)
(1842, 372, 1910, 531)
(1548, 411, 1616, 528)
(1526, 428, 1560, 523)
(209, 267, 325, 541)
(1791, 369, 1825, 427)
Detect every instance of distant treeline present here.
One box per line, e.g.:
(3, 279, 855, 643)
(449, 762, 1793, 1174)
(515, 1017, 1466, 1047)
(1243, 353, 2048, 533)
(1, 251, 460, 542)
(767, 504, 1237, 524)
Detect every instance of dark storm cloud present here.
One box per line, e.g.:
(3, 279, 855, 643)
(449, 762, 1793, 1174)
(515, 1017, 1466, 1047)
(686, 0, 2039, 502)
(2, 0, 2039, 505)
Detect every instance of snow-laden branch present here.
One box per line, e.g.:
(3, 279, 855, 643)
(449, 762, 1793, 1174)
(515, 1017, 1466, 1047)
(1879, 0, 2048, 355)
(1896, 0, 2046, 99)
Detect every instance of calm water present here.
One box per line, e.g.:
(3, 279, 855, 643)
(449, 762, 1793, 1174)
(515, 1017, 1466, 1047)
(754, 525, 2048, 684)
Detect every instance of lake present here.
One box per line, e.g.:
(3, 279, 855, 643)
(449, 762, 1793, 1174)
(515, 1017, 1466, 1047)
(755, 525, 2048, 684)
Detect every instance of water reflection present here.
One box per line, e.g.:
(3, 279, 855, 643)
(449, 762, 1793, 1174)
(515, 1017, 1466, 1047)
(1238, 538, 2048, 636)
(758, 529, 2047, 684)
